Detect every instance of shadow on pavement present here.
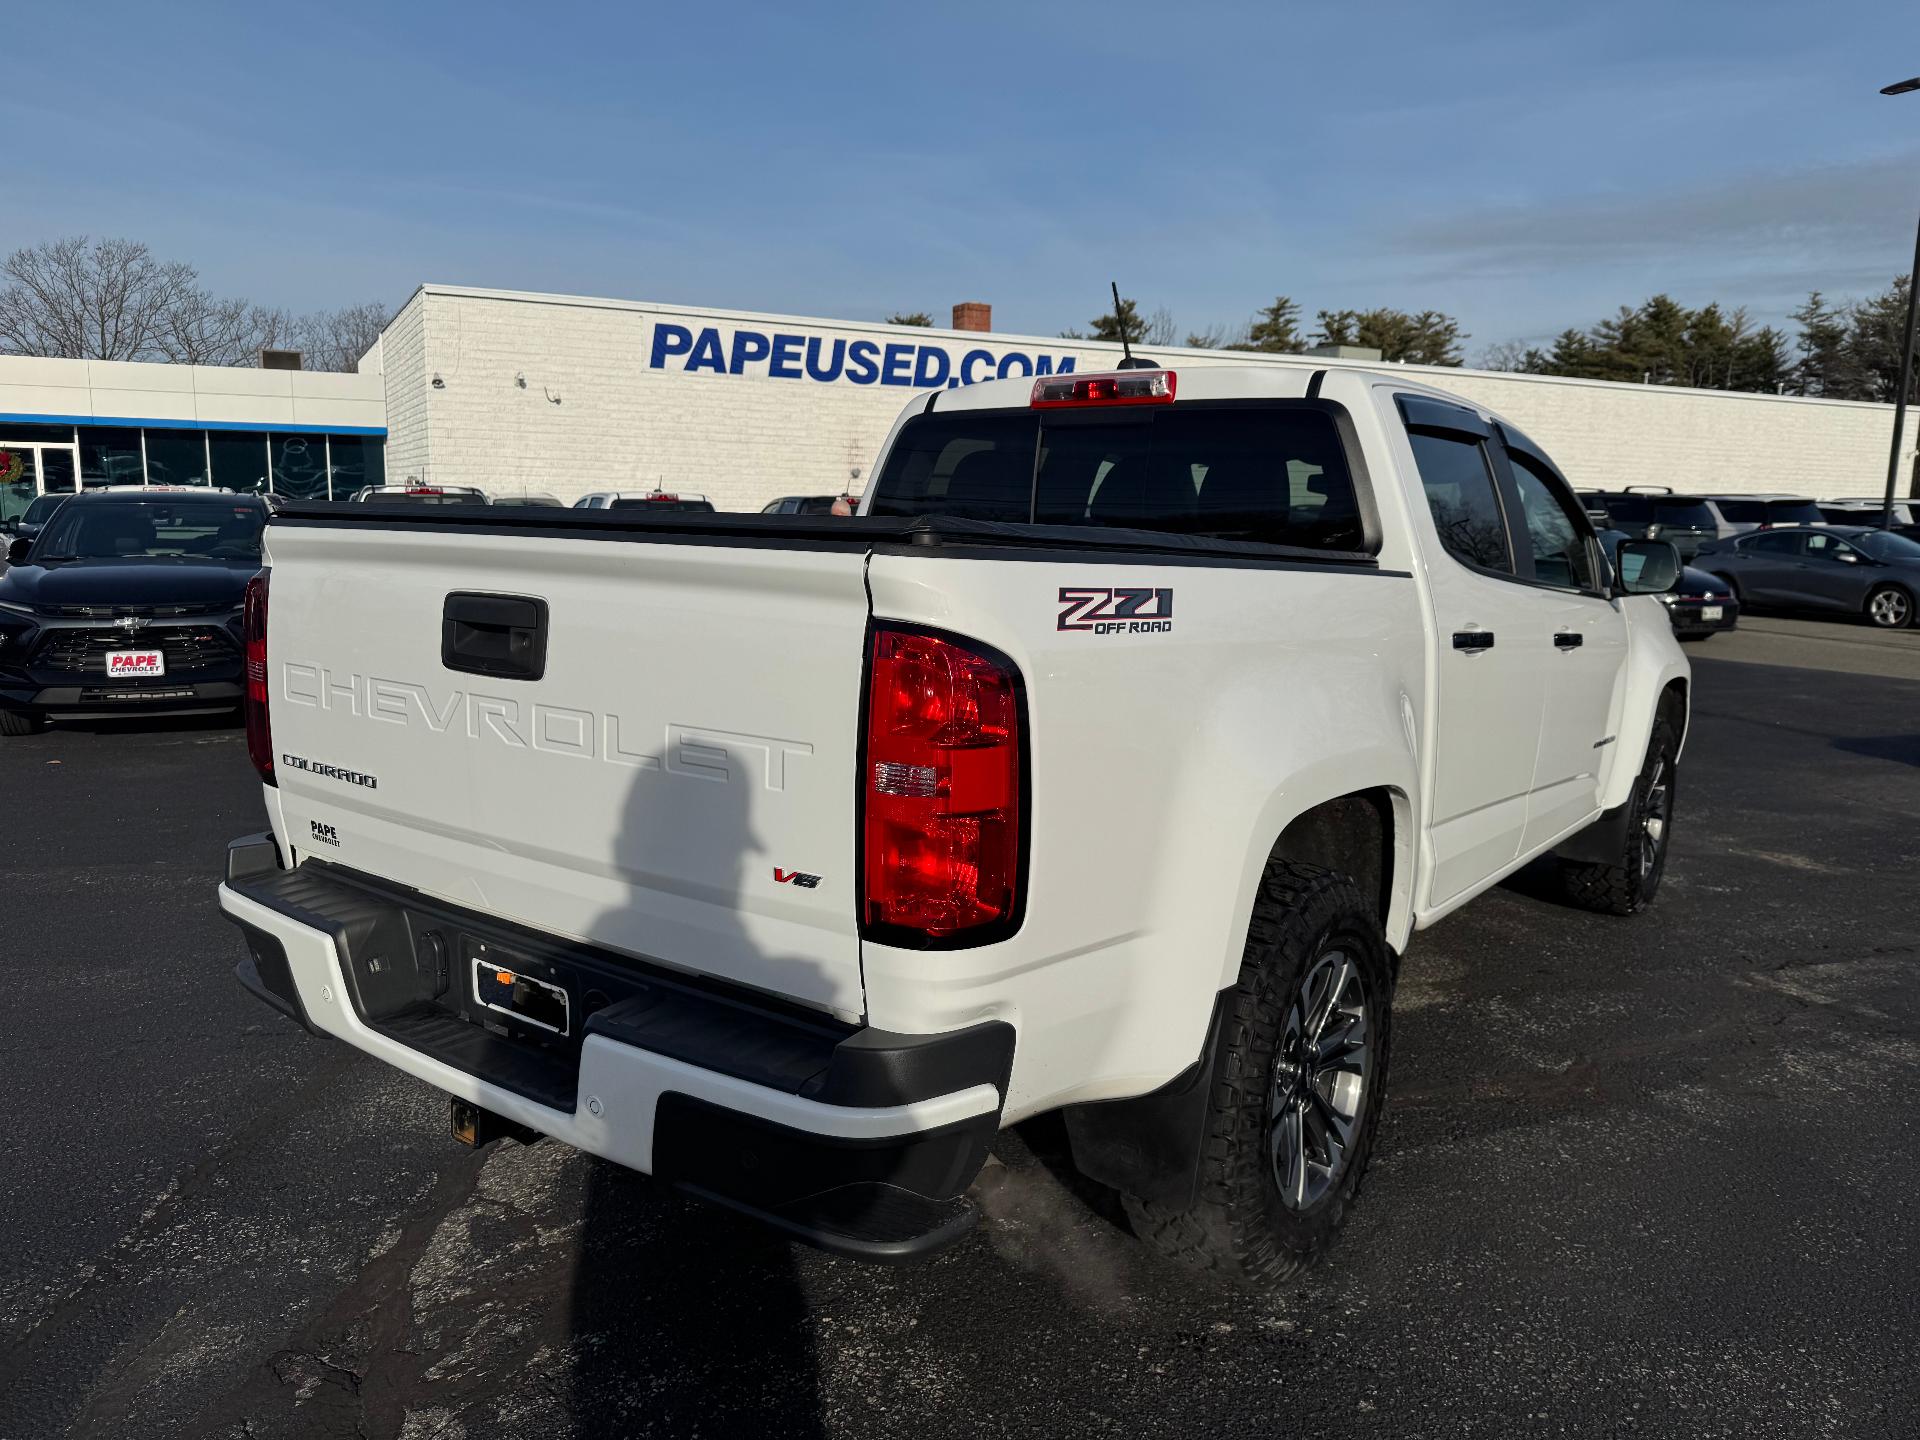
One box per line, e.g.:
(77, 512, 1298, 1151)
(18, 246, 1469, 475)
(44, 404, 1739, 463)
(566, 731, 832, 1433)
(1833, 733, 1920, 767)
(568, 1165, 824, 1437)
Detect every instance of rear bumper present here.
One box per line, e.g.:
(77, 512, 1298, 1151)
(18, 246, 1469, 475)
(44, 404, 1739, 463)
(217, 834, 1011, 1261)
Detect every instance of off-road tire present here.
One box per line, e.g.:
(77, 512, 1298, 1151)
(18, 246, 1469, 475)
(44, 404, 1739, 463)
(1123, 861, 1393, 1286)
(1557, 713, 1679, 916)
(0, 710, 45, 737)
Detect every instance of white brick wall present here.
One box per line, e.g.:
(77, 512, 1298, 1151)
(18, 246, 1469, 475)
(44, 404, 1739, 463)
(388, 285, 1917, 509)
(377, 292, 429, 484)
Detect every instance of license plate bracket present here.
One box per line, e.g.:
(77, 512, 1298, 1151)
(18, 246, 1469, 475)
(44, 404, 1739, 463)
(471, 955, 570, 1037)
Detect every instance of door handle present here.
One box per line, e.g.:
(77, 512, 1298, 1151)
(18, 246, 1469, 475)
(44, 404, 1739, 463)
(442, 592, 548, 681)
(1452, 630, 1495, 653)
(1554, 632, 1584, 650)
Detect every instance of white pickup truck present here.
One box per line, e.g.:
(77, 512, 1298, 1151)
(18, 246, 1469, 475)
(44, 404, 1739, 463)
(218, 363, 1689, 1282)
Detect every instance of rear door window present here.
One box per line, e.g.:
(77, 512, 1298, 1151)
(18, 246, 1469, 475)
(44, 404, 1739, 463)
(869, 405, 1367, 551)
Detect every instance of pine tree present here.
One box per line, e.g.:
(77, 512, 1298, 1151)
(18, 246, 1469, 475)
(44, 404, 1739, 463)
(1312, 307, 1465, 366)
(1790, 292, 1850, 396)
(1245, 297, 1304, 353)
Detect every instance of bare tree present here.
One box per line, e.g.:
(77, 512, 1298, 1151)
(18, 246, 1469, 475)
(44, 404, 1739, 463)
(1185, 321, 1252, 350)
(1142, 305, 1179, 347)
(291, 301, 390, 371)
(153, 288, 251, 365)
(0, 234, 389, 371)
(0, 236, 197, 360)
(1477, 339, 1533, 372)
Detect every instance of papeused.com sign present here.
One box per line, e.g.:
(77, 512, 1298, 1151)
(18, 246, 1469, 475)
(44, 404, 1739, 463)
(648, 322, 1080, 390)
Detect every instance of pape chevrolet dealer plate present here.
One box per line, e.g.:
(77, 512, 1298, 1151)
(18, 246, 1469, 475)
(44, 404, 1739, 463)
(106, 649, 166, 678)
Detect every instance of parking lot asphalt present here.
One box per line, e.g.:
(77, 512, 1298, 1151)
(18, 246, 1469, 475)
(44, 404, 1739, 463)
(3, 623, 1918, 1440)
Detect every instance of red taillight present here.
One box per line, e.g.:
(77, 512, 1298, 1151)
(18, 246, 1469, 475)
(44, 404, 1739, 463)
(243, 570, 274, 786)
(1030, 368, 1176, 408)
(861, 626, 1024, 943)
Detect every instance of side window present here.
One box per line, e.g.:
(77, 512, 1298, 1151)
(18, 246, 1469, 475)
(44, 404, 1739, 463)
(1803, 531, 1858, 563)
(1408, 431, 1512, 574)
(1507, 450, 1598, 592)
(1744, 531, 1802, 556)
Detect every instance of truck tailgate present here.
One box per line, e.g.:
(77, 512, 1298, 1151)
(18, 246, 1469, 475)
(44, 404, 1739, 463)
(263, 523, 871, 1017)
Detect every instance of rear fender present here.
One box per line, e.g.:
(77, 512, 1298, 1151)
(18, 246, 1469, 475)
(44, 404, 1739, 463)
(1227, 753, 1419, 980)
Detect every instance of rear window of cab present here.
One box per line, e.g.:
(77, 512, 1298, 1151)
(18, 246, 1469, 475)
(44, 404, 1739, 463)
(868, 406, 1367, 552)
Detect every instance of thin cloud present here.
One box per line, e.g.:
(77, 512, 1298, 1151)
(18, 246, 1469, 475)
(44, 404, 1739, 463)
(1389, 149, 1920, 280)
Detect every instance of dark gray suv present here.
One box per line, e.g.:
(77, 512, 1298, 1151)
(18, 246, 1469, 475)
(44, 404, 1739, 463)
(1588, 488, 1718, 560)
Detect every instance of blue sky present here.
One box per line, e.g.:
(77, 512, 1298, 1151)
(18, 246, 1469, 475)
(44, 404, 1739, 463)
(7, 1, 1919, 358)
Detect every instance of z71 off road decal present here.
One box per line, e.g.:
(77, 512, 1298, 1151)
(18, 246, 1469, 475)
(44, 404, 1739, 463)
(1057, 586, 1174, 635)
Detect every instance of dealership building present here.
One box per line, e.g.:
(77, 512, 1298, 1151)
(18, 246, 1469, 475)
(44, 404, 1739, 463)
(3, 282, 1914, 519)
(0, 357, 385, 524)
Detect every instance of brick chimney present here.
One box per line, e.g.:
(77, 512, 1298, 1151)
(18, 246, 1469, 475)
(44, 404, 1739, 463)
(952, 301, 992, 333)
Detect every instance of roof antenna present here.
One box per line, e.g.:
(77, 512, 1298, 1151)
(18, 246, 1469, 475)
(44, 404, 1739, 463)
(1111, 280, 1157, 369)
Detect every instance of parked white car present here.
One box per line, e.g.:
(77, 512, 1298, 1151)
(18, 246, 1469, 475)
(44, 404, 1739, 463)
(218, 363, 1688, 1282)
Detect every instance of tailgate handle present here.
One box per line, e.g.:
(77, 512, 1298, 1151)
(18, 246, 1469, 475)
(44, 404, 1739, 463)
(442, 592, 548, 681)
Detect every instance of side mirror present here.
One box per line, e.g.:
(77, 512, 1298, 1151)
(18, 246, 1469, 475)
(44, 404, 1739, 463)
(1613, 538, 1680, 596)
(1836, 550, 1861, 564)
(5, 537, 30, 566)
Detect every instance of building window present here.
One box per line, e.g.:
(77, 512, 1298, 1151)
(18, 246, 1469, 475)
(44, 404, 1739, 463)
(79, 426, 144, 488)
(270, 432, 330, 500)
(0, 422, 79, 444)
(326, 434, 384, 497)
(208, 431, 270, 494)
(144, 428, 210, 486)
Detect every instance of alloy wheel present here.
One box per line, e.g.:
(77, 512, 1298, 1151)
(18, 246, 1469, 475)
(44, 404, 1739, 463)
(1869, 588, 1911, 628)
(1269, 948, 1371, 1211)
(1640, 755, 1671, 877)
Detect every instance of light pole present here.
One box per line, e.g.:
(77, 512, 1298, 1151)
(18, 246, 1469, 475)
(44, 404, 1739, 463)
(1879, 75, 1920, 529)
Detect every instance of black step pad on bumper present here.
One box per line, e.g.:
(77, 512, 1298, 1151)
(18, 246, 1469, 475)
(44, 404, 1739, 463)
(221, 838, 1015, 1261)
